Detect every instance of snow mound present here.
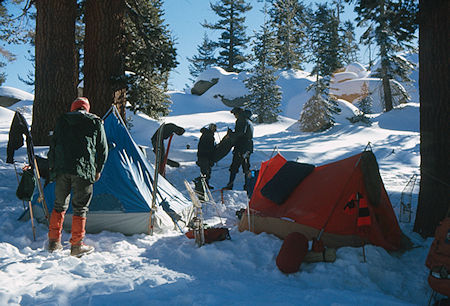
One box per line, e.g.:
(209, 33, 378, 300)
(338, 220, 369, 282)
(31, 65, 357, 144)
(334, 99, 360, 124)
(345, 62, 369, 78)
(333, 71, 359, 83)
(193, 66, 249, 101)
(0, 86, 34, 101)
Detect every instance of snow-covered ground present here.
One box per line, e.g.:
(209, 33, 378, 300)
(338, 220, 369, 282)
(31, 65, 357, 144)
(0, 76, 434, 305)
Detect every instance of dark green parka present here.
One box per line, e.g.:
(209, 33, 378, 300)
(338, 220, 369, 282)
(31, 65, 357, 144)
(48, 110, 108, 183)
(232, 110, 253, 154)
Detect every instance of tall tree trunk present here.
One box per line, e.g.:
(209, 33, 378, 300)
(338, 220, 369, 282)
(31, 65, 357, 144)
(413, 0, 450, 237)
(84, 0, 126, 119)
(32, 0, 77, 145)
(379, 1, 393, 112)
(381, 73, 393, 112)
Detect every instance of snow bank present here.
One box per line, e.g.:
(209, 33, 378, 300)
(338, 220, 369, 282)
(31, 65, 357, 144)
(0, 86, 34, 101)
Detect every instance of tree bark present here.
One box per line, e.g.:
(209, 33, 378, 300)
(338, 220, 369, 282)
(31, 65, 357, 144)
(381, 74, 393, 112)
(32, 0, 77, 145)
(84, 0, 126, 119)
(413, 0, 450, 237)
(379, 2, 393, 112)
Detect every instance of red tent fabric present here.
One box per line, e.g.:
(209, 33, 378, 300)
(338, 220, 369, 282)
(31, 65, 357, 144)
(240, 151, 406, 251)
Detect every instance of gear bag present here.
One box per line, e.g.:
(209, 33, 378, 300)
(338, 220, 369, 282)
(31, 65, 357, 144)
(426, 217, 450, 297)
(185, 227, 231, 244)
(16, 168, 36, 201)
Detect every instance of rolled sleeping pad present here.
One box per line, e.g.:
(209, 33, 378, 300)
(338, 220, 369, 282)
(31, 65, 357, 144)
(276, 232, 309, 274)
(213, 134, 236, 162)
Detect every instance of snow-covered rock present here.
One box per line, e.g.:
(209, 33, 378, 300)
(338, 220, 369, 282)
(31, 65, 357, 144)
(0, 86, 34, 107)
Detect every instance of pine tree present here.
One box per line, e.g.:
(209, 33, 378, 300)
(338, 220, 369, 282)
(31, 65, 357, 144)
(244, 4, 282, 123)
(0, 1, 32, 85)
(341, 20, 359, 64)
(349, 82, 372, 125)
(0, 2, 11, 85)
(202, 0, 252, 72)
(268, 0, 310, 70)
(187, 32, 217, 81)
(347, 0, 418, 112)
(304, 3, 342, 131)
(309, 3, 343, 78)
(124, 0, 177, 118)
(299, 93, 331, 132)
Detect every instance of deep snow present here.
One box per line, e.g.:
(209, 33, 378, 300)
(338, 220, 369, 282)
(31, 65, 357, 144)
(0, 64, 436, 305)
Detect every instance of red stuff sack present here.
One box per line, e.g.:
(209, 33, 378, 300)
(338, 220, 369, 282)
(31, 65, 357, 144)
(185, 227, 231, 244)
(276, 232, 309, 274)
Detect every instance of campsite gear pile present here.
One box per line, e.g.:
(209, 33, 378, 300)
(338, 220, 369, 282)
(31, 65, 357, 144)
(426, 217, 450, 300)
(186, 176, 231, 246)
(185, 180, 205, 246)
(7, 111, 50, 240)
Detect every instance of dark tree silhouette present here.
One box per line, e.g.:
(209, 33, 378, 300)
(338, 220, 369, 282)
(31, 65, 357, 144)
(413, 0, 450, 237)
(32, 0, 77, 145)
(83, 0, 126, 119)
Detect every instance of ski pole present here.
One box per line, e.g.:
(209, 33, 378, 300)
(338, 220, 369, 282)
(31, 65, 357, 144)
(28, 200, 36, 241)
(33, 157, 49, 225)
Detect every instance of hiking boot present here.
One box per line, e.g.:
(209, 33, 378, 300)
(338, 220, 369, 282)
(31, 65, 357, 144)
(70, 243, 94, 258)
(48, 240, 63, 253)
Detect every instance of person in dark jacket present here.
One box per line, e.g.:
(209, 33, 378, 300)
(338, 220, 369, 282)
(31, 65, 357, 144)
(151, 123, 185, 174)
(196, 123, 217, 188)
(224, 107, 253, 190)
(47, 97, 108, 257)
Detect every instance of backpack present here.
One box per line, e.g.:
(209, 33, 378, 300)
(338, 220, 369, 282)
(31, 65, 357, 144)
(16, 168, 36, 201)
(426, 217, 450, 297)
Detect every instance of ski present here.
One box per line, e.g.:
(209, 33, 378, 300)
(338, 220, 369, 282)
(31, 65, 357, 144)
(184, 180, 205, 247)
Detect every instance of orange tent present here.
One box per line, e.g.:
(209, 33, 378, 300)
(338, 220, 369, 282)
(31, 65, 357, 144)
(239, 151, 409, 251)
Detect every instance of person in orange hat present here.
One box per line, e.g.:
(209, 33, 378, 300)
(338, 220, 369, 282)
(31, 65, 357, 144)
(47, 97, 108, 257)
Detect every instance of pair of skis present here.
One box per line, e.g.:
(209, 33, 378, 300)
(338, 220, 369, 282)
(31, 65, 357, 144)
(184, 180, 205, 247)
(184, 175, 226, 247)
(149, 123, 165, 235)
(9, 111, 50, 241)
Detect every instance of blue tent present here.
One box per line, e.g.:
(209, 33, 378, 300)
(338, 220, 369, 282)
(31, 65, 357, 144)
(31, 108, 192, 235)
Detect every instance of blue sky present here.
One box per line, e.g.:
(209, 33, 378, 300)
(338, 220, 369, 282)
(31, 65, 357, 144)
(2, 0, 360, 93)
